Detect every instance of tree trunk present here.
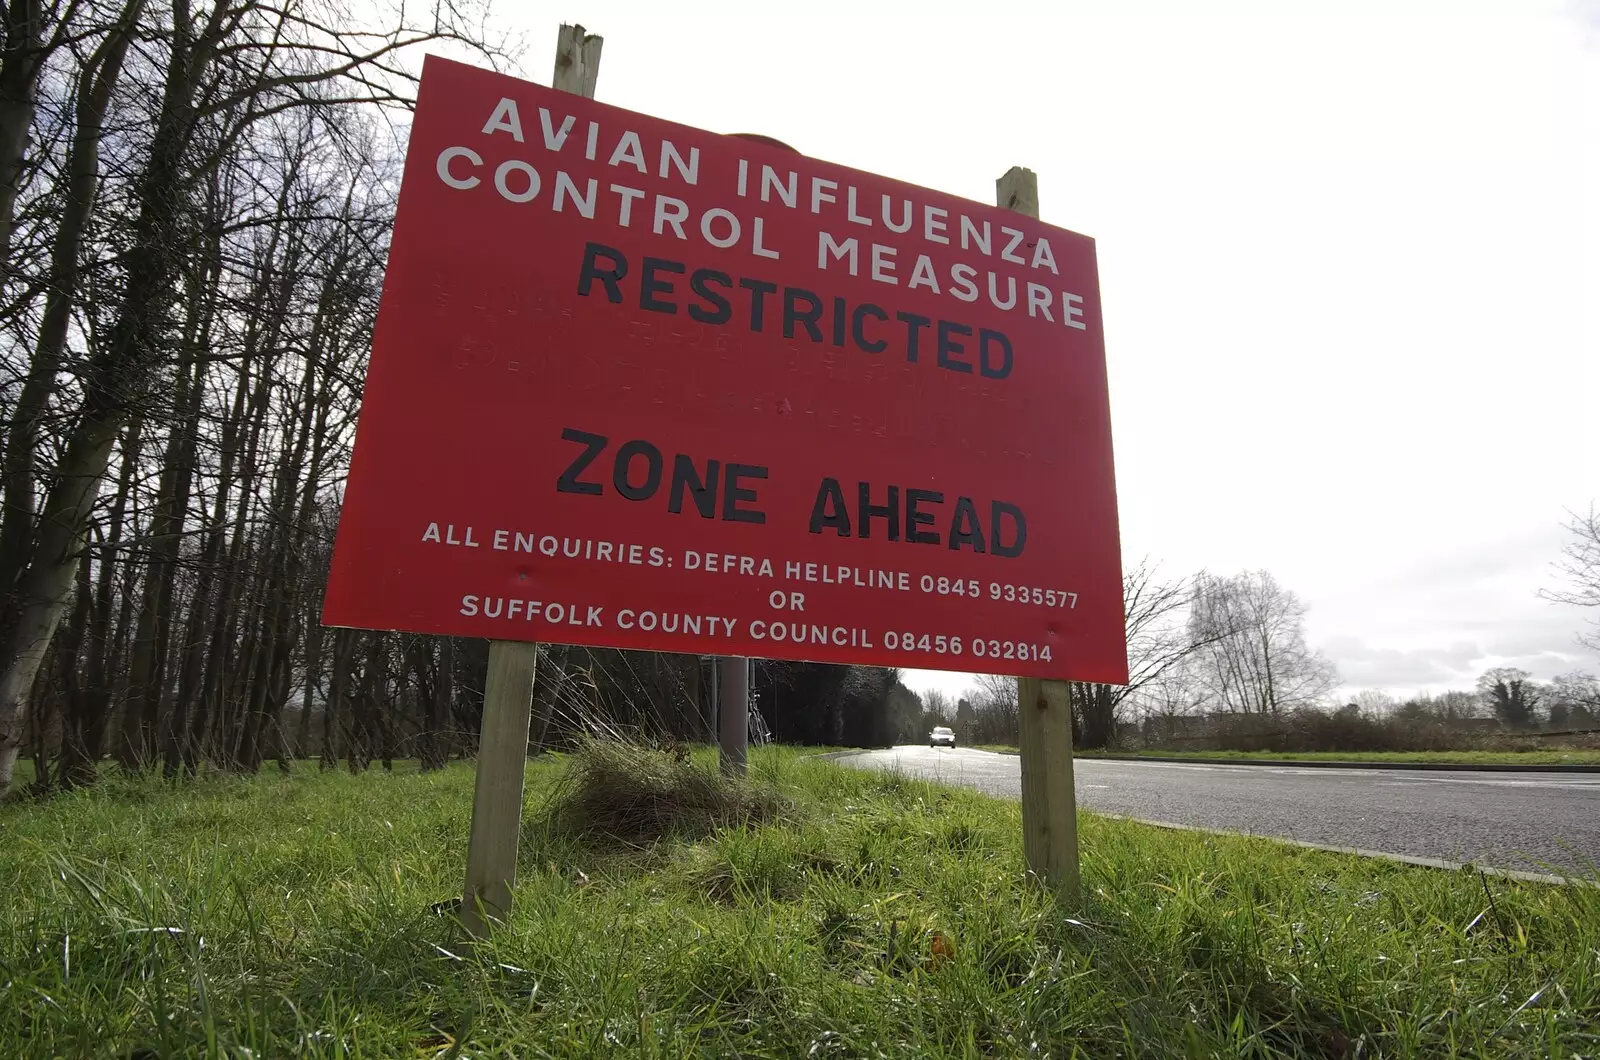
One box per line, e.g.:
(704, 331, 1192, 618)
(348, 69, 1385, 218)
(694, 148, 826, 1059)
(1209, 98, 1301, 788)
(62, 417, 144, 788)
(0, 0, 144, 618)
(0, 1, 216, 794)
(295, 616, 323, 756)
(321, 628, 356, 770)
(0, 0, 44, 288)
(116, 355, 201, 769)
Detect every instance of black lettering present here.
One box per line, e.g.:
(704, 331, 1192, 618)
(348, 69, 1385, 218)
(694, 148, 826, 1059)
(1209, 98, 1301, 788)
(992, 501, 1027, 558)
(809, 478, 851, 536)
(852, 304, 888, 353)
(906, 488, 943, 545)
(937, 320, 974, 373)
(896, 311, 931, 363)
(948, 497, 987, 553)
(668, 455, 720, 518)
(640, 257, 684, 313)
(831, 296, 847, 347)
(857, 482, 900, 541)
(979, 328, 1013, 379)
(739, 278, 778, 332)
(577, 242, 627, 303)
(783, 287, 824, 341)
(723, 463, 767, 523)
(556, 427, 607, 495)
(689, 269, 732, 324)
(612, 440, 663, 501)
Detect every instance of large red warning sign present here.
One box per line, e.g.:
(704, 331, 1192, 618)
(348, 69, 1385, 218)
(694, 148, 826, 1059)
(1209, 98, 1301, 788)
(323, 55, 1128, 683)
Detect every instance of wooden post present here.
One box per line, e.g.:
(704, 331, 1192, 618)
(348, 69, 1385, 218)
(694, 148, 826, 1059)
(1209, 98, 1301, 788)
(719, 655, 748, 775)
(460, 639, 538, 936)
(552, 23, 603, 96)
(458, 22, 604, 939)
(1000, 165, 1081, 906)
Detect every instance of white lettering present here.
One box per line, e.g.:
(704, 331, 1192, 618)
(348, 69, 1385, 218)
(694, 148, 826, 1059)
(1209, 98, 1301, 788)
(847, 186, 871, 226)
(881, 195, 912, 233)
(539, 108, 576, 151)
(435, 147, 481, 190)
(960, 216, 991, 255)
(659, 140, 699, 184)
(1063, 292, 1086, 330)
(987, 272, 1017, 310)
(652, 195, 688, 237)
(1026, 282, 1054, 321)
(870, 243, 898, 284)
(950, 263, 979, 302)
(810, 176, 837, 213)
(700, 208, 740, 248)
(494, 160, 540, 203)
(907, 254, 940, 293)
(553, 172, 596, 217)
(608, 130, 648, 173)
(818, 232, 859, 274)
(482, 98, 525, 141)
(610, 184, 645, 226)
(1031, 236, 1058, 274)
(752, 217, 780, 259)
(761, 165, 797, 208)
(1000, 225, 1027, 264)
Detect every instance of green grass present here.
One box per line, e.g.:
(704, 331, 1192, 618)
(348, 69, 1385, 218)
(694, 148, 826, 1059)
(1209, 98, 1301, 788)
(3, 747, 1598, 1057)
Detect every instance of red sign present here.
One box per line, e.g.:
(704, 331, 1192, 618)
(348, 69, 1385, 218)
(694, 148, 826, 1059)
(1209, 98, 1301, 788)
(323, 56, 1128, 683)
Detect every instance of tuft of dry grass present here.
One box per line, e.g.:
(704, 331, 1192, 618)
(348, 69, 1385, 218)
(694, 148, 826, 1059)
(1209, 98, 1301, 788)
(535, 739, 790, 846)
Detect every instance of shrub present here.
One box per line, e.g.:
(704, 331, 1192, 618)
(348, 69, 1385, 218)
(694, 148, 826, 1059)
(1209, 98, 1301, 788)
(536, 739, 789, 846)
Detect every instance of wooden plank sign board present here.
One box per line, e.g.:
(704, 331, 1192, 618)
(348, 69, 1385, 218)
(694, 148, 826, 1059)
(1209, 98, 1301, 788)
(322, 53, 1128, 685)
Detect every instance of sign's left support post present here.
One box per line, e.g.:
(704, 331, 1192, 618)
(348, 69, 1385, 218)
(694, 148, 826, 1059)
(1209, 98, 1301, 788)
(461, 639, 538, 937)
(458, 22, 603, 940)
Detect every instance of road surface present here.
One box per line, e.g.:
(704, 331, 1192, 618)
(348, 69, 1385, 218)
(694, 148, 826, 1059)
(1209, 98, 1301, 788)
(837, 746, 1600, 877)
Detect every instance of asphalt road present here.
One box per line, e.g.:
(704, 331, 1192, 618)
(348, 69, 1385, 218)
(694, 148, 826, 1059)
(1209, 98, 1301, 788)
(837, 746, 1600, 877)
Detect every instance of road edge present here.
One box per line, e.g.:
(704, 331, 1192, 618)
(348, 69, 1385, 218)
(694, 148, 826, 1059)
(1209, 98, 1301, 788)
(1044, 752, 1600, 774)
(822, 749, 1596, 886)
(1095, 813, 1590, 887)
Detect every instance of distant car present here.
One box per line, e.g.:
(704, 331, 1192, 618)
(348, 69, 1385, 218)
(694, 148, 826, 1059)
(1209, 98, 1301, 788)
(929, 726, 956, 748)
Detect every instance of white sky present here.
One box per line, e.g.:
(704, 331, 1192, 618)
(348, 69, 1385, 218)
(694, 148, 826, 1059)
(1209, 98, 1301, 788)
(494, 0, 1600, 702)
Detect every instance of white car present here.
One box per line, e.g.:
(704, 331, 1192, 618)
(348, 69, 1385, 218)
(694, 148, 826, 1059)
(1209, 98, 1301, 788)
(929, 726, 956, 748)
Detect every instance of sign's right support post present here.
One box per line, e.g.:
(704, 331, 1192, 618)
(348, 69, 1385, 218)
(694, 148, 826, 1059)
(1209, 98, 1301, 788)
(719, 654, 748, 776)
(1000, 165, 1082, 907)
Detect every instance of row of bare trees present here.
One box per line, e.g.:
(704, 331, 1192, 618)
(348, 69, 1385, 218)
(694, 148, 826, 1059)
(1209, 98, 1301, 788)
(0, 0, 517, 794)
(929, 563, 1341, 750)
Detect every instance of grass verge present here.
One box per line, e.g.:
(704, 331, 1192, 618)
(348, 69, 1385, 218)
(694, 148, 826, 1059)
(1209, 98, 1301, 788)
(3, 745, 1598, 1057)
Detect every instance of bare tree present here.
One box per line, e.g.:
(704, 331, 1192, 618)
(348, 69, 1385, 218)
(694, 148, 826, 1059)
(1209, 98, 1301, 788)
(1543, 504, 1600, 652)
(1071, 558, 1219, 749)
(964, 673, 1019, 745)
(1132, 654, 1207, 729)
(1187, 569, 1338, 715)
(0, 0, 507, 793)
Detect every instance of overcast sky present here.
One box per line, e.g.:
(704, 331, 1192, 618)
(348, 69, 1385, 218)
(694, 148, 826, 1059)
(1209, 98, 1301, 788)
(489, 0, 1599, 701)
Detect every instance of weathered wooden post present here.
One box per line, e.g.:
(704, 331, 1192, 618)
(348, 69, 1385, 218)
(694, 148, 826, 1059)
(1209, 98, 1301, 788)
(1001, 166, 1082, 907)
(459, 22, 604, 939)
(719, 655, 748, 776)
